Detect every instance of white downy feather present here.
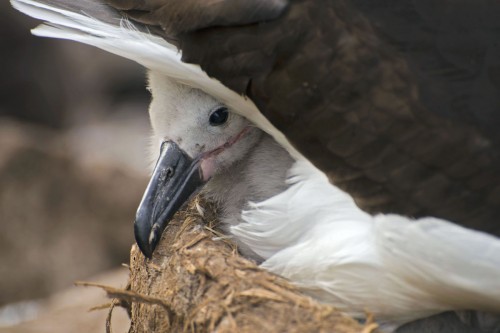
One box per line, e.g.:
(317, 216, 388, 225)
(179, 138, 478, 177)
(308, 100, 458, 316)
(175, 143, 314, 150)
(233, 160, 500, 328)
(10, 0, 301, 161)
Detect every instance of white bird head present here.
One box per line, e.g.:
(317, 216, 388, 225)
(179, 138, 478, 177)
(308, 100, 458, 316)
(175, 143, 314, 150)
(135, 71, 263, 257)
(148, 71, 262, 179)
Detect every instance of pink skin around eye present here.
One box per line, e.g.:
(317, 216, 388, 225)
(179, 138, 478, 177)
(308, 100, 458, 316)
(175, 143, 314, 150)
(198, 126, 252, 182)
(200, 158, 216, 181)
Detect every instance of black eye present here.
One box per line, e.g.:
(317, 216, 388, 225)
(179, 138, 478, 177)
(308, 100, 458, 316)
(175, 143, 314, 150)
(209, 107, 229, 126)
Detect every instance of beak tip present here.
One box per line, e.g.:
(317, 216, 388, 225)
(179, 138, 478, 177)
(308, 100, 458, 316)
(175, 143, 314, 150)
(134, 220, 155, 259)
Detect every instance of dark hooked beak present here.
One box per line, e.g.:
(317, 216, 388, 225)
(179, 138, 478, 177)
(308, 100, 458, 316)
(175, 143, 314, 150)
(134, 141, 206, 258)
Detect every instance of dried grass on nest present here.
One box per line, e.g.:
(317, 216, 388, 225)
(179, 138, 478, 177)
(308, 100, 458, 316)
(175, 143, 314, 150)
(81, 196, 379, 333)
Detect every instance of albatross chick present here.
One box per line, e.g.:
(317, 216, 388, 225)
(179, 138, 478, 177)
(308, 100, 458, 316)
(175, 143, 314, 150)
(137, 71, 500, 332)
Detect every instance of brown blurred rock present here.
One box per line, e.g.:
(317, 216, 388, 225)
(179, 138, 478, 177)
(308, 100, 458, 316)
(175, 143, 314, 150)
(0, 268, 131, 333)
(0, 119, 147, 306)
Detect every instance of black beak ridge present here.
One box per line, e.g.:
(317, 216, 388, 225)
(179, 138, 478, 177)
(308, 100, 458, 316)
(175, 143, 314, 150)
(134, 141, 206, 258)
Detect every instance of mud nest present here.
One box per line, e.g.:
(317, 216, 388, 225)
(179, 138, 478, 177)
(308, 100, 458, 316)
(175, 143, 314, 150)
(96, 197, 378, 333)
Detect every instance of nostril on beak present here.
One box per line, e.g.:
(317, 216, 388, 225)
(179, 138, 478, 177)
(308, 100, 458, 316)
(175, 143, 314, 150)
(166, 167, 174, 178)
(159, 166, 174, 183)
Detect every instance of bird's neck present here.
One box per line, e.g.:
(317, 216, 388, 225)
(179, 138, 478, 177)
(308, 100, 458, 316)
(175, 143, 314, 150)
(203, 131, 294, 218)
(201, 131, 294, 258)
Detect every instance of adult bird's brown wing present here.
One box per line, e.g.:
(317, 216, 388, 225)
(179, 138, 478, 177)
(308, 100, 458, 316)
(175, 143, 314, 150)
(106, 0, 500, 235)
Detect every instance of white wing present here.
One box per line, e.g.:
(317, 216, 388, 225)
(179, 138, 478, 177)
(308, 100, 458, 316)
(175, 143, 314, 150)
(234, 160, 500, 326)
(375, 215, 500, 312)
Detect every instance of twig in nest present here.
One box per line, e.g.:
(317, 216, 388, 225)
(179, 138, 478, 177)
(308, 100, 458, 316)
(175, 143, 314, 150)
(106, 300, 117, 333)
(361, 313, 379, 333)
(75, 281, 172, 310)
(89, 302, 114, 312)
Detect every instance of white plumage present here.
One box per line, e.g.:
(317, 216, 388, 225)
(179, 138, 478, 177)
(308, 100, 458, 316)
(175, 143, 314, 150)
(11, 0, 500, 331)
(235, 160, 500, 328)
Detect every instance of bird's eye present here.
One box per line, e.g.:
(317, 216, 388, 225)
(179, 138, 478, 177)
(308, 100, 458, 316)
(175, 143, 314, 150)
(209, 107, 229, 126)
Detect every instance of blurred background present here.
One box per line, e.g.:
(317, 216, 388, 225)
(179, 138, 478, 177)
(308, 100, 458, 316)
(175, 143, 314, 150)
(1, 2, 152, 331)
